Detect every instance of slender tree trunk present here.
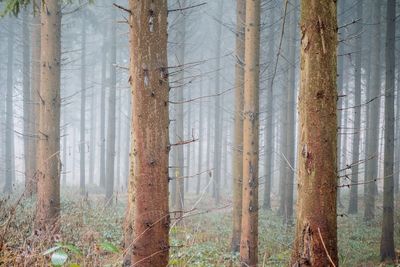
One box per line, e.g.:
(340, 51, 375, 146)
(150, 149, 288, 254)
(89, 85, 97, 185)
(126, 1, 170, 265)
(291, 0, 338, 265)
(364, 0, 381, 222)
(263, 3, 274, 211)
(196, 79, 204, 195)
(35, 0, 62, 231)
(348, 0, 363, 214)
(28, 2, 41, 196)
(185, 90, 191, 193)
(284, 0, 296, 224)
(206, 81, 213, 194)
(231, 0, 245, 253)
(80, 15, 87, 196)
(212, 0, 224, 204)
(22, 7, 32, 195)
(4, 17, 15, 194)
(240, 0, 260, 265)
(116, 86, 122, 190)
(172, 0, 186, 216)
(380, 0, 396, 261)
(105, 6, 117, 203)
(99, 32, 107, 188)
(62, 119, 67, 186)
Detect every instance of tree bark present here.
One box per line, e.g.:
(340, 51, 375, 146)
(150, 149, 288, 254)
(240, 0, 260, 265)
(231, 0, 245, 253)
(196, 79, 204, 195)
(99, 29, 107, 188)
(126, 1, 170, 265)
(35, 0, 62, 232)
(291, 0, 338, 266)
(380, 0, 396, 261)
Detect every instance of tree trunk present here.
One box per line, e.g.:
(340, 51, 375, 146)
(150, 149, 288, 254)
(291, 0, 338, 265)
(196, 79, 204, 195)
(380, 0, 396, 261)
(105, 6, 117, 203)
(240, 0, 260, 265)
(35, 0, 62, 232)
(364, 0, 381, 222)
(4, 17, 15, 194)
(348, 0, 363, 214)
(263, 2, 274, 211)
(284, 0, 296, 224)
(231, 0, 245, 253)
(80, 15, 87, 196)
(185, 89, 191, 193)
(126, 1, 170, 265)
(99, 30, 107, 188)
(212, 0, 224, 205)
(89, 84, 97, 185)
(22, 7, 32, 195)
(28, 2, 41, 196)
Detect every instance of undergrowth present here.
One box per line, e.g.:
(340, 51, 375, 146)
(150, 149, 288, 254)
(0, 187, 398, 266)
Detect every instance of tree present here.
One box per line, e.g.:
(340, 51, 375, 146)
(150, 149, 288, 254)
(35, 0, 62, 231)
(291, 0, 338, 265)
(125, 1, 170, 265)
(80, 14, 87, 196)
(4, 16, 15, 193)
(380, 0, 396, 261)
(105, 5, 117, 203)
(99, 26, 107, 188)
(231, 0, 245, 253)
(212, 0, 223, 204)
(364, 0, 381, 222)
(22, 6, 32, 195)
(348, 0, 363, 214)
(240, 0, 260, 265)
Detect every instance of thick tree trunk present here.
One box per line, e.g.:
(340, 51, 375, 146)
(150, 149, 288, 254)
(240, 0, 260, 265)
(231, 0, 245, 253)
(348, 0, 363, 214)
(380, 0, 396, 261)
(35, 0, 62, 232)
(80, 15, 87, 196)
(290, 0, 338, 266)
(105, 6, 117, 203)
(126, 1, 170, 265)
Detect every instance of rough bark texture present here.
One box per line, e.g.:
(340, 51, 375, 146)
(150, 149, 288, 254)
(291, 0, 338, 266)
(231, 0, 245, 253)
(380, 0, 396, 261)
(348, 0, 363, 214)
(240, 0, 260, 266)
(105, 6, 117, 203)
(127, 1, 170, 266)
(35, 0, 62, 231)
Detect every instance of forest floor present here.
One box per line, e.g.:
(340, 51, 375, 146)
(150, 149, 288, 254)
(0, 187, 399, 266)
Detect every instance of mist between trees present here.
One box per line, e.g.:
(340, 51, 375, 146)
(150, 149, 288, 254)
(0, 0, 399, 266)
